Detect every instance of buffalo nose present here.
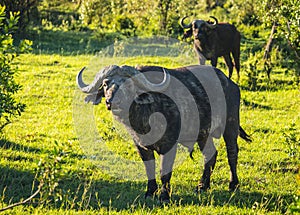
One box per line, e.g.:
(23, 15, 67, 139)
(106, 99, 112, 110)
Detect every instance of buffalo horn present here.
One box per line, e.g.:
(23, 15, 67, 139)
(76, 65, 118, 93)
(135, 68, 170, 91)
(206, 16, 218, 29)
(180, 16, 192, 29)
(122, 66, 170, 92)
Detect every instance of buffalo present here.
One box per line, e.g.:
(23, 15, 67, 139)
(180, 16, 241, 80)
(76, 64, 251, 203)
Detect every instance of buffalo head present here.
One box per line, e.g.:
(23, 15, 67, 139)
(76, 65, 170, 112)
(180, 16, 218, 41)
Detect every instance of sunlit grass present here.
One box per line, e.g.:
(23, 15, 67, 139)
(0, 53, 299, 214)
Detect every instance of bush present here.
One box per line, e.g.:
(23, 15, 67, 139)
(113, 16, 136, 37)
(0, 0, 39, 31)
(0, 5, 32, 131)
(79, 0, 111, 28)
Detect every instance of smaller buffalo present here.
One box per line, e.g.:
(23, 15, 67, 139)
(180, 16, 241, 80)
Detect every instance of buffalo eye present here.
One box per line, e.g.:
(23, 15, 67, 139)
(102, 79, 110, 88)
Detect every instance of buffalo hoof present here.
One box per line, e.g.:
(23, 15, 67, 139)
(145, 180, 158, 199)
(195, 183, 210, 193)
(145, 189, 158, 199)
(229, 181, 239, 192)
(158, 184, 171, 204)
(145, 190, 158, 199)
(159, 191, 170, 204)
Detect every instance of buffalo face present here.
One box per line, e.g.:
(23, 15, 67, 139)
(76, 65, 170, 115)
(192, 20, 209, 41)
(180, 16, 218, 42)
(102, 78, 120, 110)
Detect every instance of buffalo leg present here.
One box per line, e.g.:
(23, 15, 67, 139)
(198, 54, 206, 65)
(136, 145, 158, 198)
(159, 143, 177, 203)
(223, 54, 234, 79)
(195, 48, 206, 65)
(223, 127, 239, 191)
(232, 50, 240, 81)
(197, 137, 217, 192)
(210, 57, 218, 68)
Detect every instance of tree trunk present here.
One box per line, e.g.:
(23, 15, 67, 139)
(263, 22, 278, 79)
(286, 21, 300, 60)
(158, 0, 171, 33)
(263, 22, 277, 60)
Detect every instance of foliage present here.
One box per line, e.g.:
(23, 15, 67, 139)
(289, 173, 300, 213)
(224, 0, 261, 25)
(0, 0, 39, 31)
(257, 0, 300, 81)
(283, 122, 300, 161)
(79, 0, 206, 36)
(0, 5, 32, 131)
(113, 15, 136, 36)
(79, 0, 111, 27)
(33, 0, 300, 83)
(35, 140, 97, 209)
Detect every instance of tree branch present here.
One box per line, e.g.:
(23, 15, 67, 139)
(263, 22, 277, 60)
(286, 21, 300, 60)
(0, 182, 43, 213)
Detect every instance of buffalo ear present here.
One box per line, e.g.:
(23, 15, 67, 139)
(183, 29, 192, 39)
(84, 88, 104, 105)
(134, 93, 154, 104)
(203, 25, 214, 34)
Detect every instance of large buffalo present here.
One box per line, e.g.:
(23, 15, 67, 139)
(76, 64, 251, 203)
(180, 16, 241, 80)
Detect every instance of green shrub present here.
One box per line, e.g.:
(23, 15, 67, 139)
(113, 15, 136, 37)
(0, 5, 32, 131)
(0, 0, 39, 31)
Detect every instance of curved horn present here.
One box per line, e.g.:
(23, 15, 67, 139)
(77, 67, 88, 90)
(76, 65, 118, 93)
(134, 68, 170, 92)
(121, 66, 170, 92)
(206, 16, 218, 29)
(210, 16, 218, 25)
(180, 16, 192, 29)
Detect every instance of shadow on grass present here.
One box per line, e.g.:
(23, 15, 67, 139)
(0, 139, 82, 160)
(20, 28, 122, 55)
(82, 182, 294, 213)
(0, 166, 36, 204)
(172, 189, 294, 213)
(0, 139, 42, 154)
(240, 78, 297, 92)
(0, 167, 294, 213)
(0, 138, 144, 210)
(0, 165, 145, 210)
(241, 98, 272, 110)
(0, 138, 294, 213)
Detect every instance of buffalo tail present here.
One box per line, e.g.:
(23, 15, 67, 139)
(239, 126, 252, 142)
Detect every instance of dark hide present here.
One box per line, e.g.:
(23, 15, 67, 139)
(133, 66, 212, 148)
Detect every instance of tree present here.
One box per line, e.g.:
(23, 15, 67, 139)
(259, 0, 300, 79)
(0, 0, 39, 31)
(157, 0, 172, 33)
(0, 5, 32, 131)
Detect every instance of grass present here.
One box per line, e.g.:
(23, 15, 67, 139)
(0, 35, 299, 214)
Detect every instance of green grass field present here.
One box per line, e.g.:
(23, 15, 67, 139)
(0, 44, 299, 214)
